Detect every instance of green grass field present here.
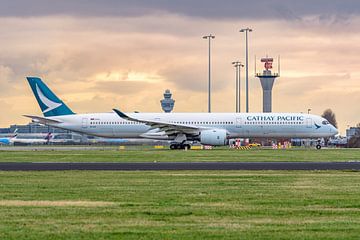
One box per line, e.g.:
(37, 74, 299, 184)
(1, 170, 360, 239)
(1, 148, 360, 239)
(0, 147, 359, 162)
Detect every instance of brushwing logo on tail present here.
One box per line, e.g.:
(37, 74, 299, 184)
(35, 84, 62, 113)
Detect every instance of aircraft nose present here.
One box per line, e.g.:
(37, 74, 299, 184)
(331, 125, 338, 135)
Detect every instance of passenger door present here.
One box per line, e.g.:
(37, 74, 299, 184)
(82, 118, 88, 129)
(236, 117, 242, 128)
(306, 118, 312, 128)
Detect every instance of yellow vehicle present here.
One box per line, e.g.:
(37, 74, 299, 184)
(248, 143, 261, 147)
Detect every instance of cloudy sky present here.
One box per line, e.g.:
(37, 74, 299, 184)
(0, 0, 359, 134)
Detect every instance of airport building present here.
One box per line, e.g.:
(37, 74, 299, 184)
(160, 89, 175, 113)
(347, 127, 360, 139)
(0, 122, 84, 144)
(0, 122, 71, 134)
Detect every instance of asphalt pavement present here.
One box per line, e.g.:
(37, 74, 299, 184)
(0, 162, 360, 171)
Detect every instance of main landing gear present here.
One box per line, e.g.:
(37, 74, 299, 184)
(170, 143, 191, 150)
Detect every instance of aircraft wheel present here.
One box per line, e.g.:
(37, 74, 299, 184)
(316, 144, 322, 150)
(170, 143, 191, 150)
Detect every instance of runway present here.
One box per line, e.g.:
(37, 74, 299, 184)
(0, 162, 360, 171)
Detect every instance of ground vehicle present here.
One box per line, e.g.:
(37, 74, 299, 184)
(248, 143, 261, 147)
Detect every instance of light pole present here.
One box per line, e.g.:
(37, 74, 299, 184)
(232, 61, 244, 113)
(203, 34, 215, 113)
(238, 62, 244, 112)
(239, 28, 252, 113)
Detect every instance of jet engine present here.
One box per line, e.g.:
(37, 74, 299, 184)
(200, 129, 228, 146)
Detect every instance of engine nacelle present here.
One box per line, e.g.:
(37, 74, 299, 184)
(200, 129, 228, 146)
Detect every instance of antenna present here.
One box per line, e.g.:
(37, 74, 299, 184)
(278, 55, 281, 76)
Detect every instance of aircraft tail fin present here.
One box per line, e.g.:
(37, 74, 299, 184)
(26, 77, 75, 117)
(44, 133, 52, 141)
(44, 132, 53, 144)
(12, 128, 18, 138)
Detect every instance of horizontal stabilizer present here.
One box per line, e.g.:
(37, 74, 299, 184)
(23, 115, 63, 124)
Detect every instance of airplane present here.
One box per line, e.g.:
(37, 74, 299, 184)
(12, 132, 52, 145)
(0, 137, 13, 145)
(0, 129, 18, 145)
(24, 77, 338, 149)
(0, 132, 52, 145)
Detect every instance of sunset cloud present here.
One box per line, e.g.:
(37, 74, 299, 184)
(0, 1, 359, 134)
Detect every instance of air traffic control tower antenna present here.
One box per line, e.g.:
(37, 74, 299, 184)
(255, 56, 280, 112)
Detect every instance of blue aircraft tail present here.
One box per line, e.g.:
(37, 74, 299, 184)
(26, 77, 75, 117)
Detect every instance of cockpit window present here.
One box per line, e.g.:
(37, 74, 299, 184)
(322, 120, 330, 125)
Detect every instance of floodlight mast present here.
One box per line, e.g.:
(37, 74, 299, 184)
(239, 28, 252, 113)
(232, 61, 244, 113)
(203, 34, 215, 113)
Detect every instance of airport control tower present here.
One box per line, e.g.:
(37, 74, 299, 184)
(160, 89, 175, 113)
(255, 57, 280, 112)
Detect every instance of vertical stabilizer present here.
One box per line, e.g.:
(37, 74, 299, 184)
(26, 77, 75, 117)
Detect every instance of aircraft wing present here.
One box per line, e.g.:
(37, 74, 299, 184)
(23, 115, 63, 125)
(113, 109, 204, 136)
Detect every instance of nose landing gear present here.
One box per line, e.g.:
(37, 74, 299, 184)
(316, 139, 322, 150)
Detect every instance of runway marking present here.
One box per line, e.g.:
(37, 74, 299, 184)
(0, 200, 116, 207)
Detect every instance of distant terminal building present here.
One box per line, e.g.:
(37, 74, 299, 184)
(0, 122, 71, 135)
(160, 89, 175, 113)
(10, 122, 71, 134)
(0, 122, 85, 144)
(0, 128, 10, 134)
(347, 127, 360, 139)
(255, 56, 280, 113)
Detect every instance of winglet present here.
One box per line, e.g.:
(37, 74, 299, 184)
(113, 109, 130, 119)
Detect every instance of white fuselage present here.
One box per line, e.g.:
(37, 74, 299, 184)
(44, 112, 338, 140)
(11, 138, 49, 144)
(0, 137, 48, 145)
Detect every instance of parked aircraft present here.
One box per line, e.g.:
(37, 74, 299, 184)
(0, 129, 18, 145)
(0, 132, 52, 145)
